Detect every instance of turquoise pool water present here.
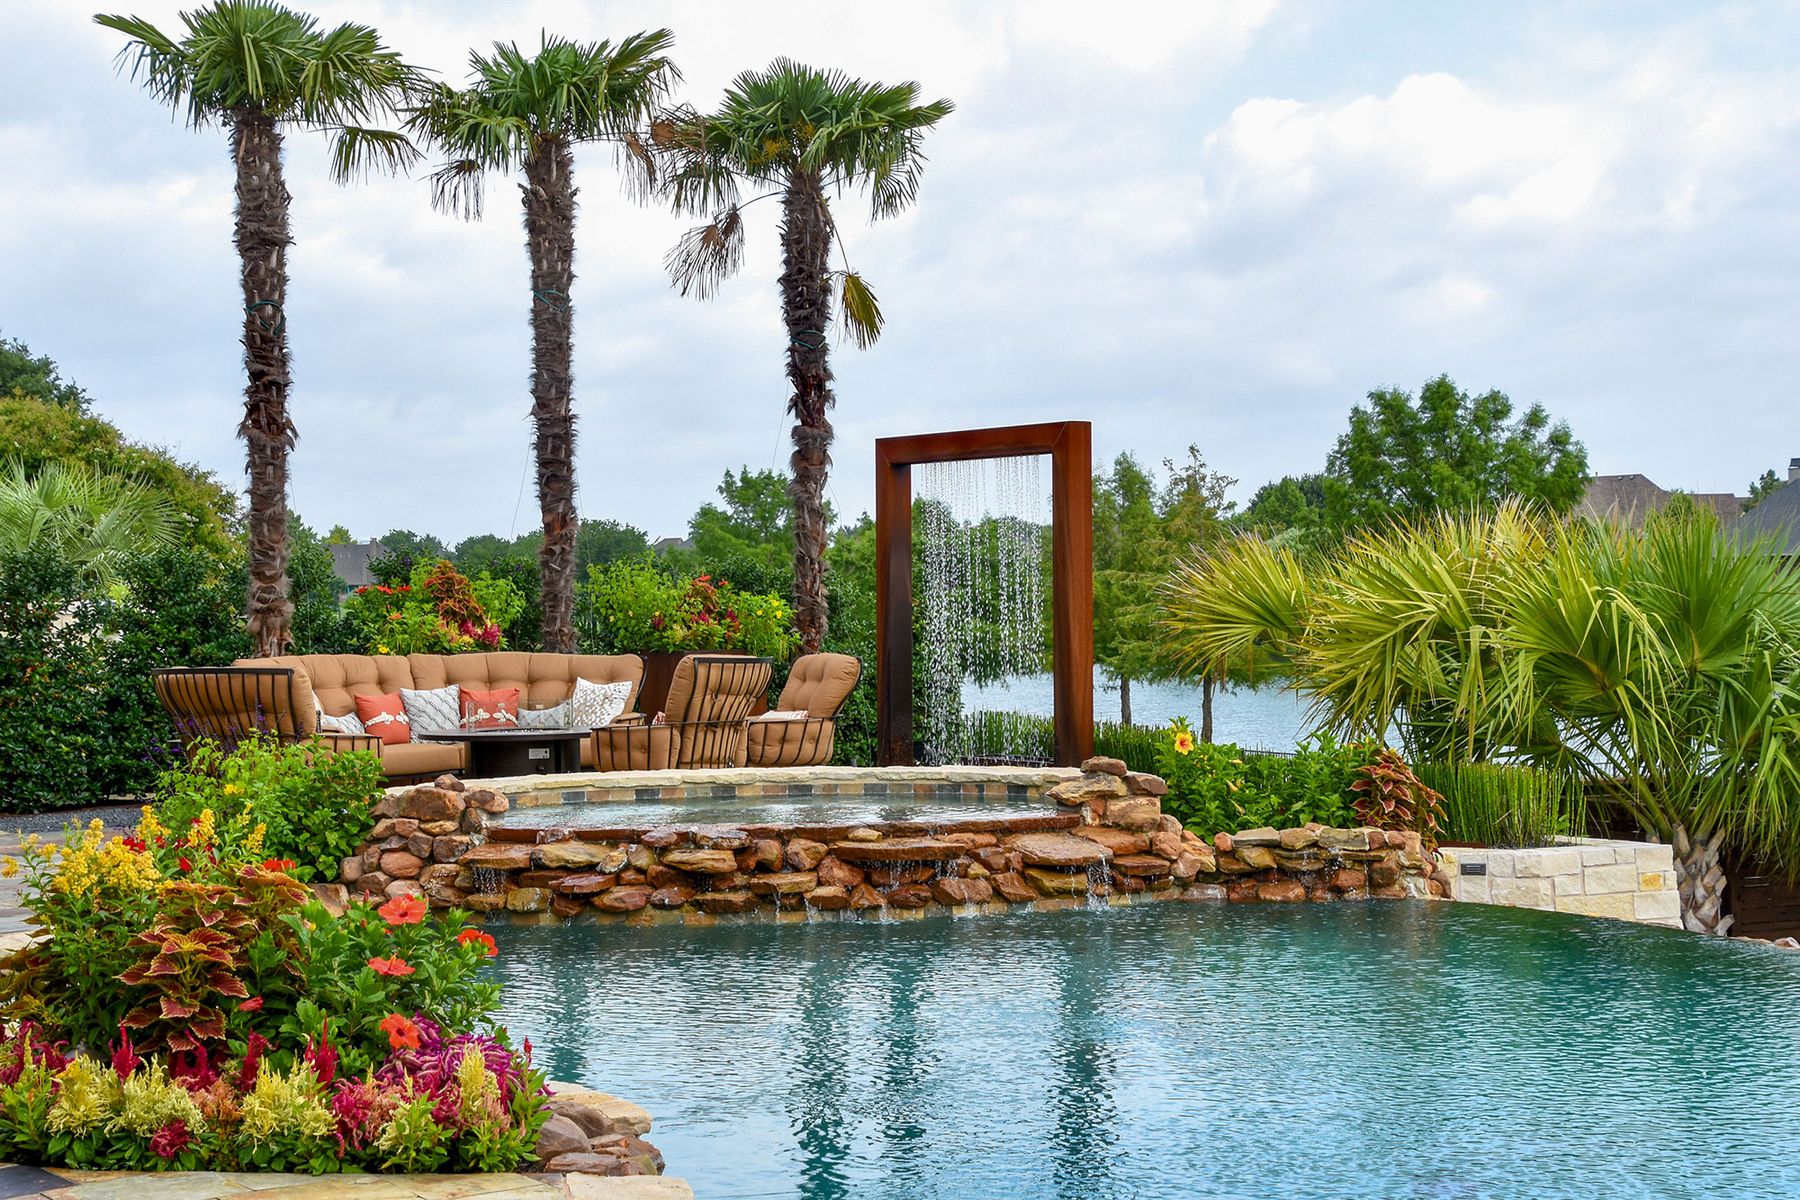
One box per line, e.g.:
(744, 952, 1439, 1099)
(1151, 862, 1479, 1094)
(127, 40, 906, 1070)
(494, 793, 1054, 830)
(490, 902, 1800, 1199)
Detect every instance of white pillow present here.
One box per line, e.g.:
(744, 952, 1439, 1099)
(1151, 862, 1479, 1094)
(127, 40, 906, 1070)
(754, 710, 810, 721)
(518, 700, 573, 730)
(571, 678, 632, 730)
(316, 704, 366, 736)
(401, 684, 462, 741)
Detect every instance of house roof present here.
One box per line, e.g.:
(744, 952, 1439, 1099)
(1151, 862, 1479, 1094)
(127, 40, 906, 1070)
(328, 540, 387, 588)
(1576, 474, 1744, 528)
(1733, 477, 1800, 555)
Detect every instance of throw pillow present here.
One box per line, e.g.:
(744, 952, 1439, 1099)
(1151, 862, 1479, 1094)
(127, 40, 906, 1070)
(460, 686, 520, 729)
(753, 709, 810, 721)
(352, 693, 411, 746)
(518, 700, 573, 729)
(571, 678, 632, 730)
(400, 684, 462, 741)
(316, 705, 367, 736)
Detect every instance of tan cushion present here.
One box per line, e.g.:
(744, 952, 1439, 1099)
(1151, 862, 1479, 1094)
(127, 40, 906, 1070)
(592, 725, 675, 772)
(160, 666, 316, 739)
(404, 652, 644, 710)
(746, 718, 835, 768)
(236, 654, 414, 722)
(661, 654, 772, 724)
(776, 653, 861, 718)
(377, 740, 468, 778)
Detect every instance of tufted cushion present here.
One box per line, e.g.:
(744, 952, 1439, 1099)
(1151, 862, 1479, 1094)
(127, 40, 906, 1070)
(745, 717, 835, 768)
(405, 652, 644, 711)
(775, 653, 861, 718)
(237, 654, 416, 722)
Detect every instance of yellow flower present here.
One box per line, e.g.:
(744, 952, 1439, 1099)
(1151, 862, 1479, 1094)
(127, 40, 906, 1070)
(0, 858, 16, 879)
(1172, 731, 1195, 754)
(222, 782, 243, 797)
(377, 644, 391, 655)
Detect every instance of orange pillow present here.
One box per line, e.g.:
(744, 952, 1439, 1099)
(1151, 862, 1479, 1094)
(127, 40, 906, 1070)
(460, 686, 520, 729)
(353, 692, 412, 745)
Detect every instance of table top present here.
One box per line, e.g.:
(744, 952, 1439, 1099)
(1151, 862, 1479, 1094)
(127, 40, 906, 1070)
(415, 727, 588, 744)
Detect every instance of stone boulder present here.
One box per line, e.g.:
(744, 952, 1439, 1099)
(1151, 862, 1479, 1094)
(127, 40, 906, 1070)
(830, 838, 963, 863)
(553, 872, 620, 896)
(990, 872, 1039, 903)
(596, 886, 653, 913)
(748, 872, 818, 897)
(805, 886, 850, 910)
(785, 838, 828, 870)
(399, 786, 465, 823)
(1072, 826, 1149, 855)
(815, 856, 865, 889)
(1079, 756, 1129, 776)
(1125, 772, 1168, 796)
(534, 1114, 590, 1163)
(1023, 867, 1091, 896)
(642, 825, 749, 850)
(659, 847, 740, 875)
(931, 877, 993, 906)
(536, 842, 629, 871)
(506, 887, 551, 912)
(1044, 774, 1128, 805)
(649, 885, 696, 909)
(693, 890, 758, 915)
(1008, 832, 1111, 868)
(379, 851, 425, 879)
(458, 843, 533, 871)
(1105, 797, 1163, 832)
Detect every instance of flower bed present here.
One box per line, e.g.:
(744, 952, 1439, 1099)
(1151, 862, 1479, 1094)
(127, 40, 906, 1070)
(0, 752, 665, 1180)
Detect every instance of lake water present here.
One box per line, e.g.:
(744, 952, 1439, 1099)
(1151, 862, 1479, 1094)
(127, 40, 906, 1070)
(965, 670, 1312, 750)
(492, 901, 1800, 1199)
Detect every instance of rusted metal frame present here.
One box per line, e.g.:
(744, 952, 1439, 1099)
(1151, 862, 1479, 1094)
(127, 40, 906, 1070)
(873, 421, 1094, 767)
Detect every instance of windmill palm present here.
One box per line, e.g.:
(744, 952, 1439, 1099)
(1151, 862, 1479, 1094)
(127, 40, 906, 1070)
(659, 59, 953, 653)
(407, 32, 679, 653)
(0, 460, 179, 587)
(96, 1, 420, 656)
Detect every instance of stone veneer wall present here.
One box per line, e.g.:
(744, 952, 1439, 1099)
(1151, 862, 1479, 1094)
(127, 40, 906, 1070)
(326, 760, 1442, 919)
(1436, 839, 1682, 929)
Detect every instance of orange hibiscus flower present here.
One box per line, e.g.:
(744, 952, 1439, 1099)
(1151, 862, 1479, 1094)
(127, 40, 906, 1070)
(377, 894, 427, 925)
(368, 955, 415, 977)
(457, 928, 498, 957)
(379, 1013, 420, 1050)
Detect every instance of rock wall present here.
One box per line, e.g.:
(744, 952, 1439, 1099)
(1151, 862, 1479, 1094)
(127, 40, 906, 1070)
(327, 761, 1442, 919)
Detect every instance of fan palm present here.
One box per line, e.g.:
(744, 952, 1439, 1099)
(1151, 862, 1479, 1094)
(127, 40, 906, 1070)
(407, 32, 679, 653)
(0, 460, 178, 587)
(96, 1, 421, 656)
(658, 59, 953, 652)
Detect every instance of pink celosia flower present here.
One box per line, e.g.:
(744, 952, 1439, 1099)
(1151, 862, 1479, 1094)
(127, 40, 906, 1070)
(110, 1023, 141, 1081)
(236, 1031, 270, 1090)
(150, 1119, 192, 1159)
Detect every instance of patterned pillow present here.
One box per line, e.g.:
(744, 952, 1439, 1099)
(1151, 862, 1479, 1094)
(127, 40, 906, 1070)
(353, 693, 411, 746)
(753, 710, 810, 721)
(400, 684, 462, 740)
(518, 701, 573, 730)
(316, 705, 366, 736)
(460, 686, 520, 730)
(571, 678, 632, 730)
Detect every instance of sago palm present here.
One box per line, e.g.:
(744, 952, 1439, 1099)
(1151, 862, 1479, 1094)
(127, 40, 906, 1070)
(408, 32, 680, 653)
(0, 460, 178, 587)
(658, 59, 953, 652)
(96, 0, 420, 655)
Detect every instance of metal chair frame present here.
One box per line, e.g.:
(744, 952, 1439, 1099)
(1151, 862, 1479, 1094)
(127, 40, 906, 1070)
(592, 655, 774, 771)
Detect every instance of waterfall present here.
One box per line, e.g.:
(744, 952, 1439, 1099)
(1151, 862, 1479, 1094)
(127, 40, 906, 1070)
(915, 455, 1051, 764)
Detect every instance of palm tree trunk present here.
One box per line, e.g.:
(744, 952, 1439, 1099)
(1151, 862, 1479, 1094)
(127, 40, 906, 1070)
(522, 137, 580, 653)
(231, 108, 296, 658)
(779, 172, 835, 654)
(1672, 824, 1733, 935)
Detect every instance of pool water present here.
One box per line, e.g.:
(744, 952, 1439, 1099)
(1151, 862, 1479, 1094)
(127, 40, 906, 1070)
(493, 793, 1055, 830)
(490, 902, 1800, 1200)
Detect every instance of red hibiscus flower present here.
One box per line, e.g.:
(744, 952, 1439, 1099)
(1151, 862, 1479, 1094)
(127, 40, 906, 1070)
(379, 1013, 420, 1051)
(377, 894, 427, 925)
(261, 857, 297, 873)
(177, 856, 192, 873)
(368, 955, 415, 977)
(456, 928, 498, 958)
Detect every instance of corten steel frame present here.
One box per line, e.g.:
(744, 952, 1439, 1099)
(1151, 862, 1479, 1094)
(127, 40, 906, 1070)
(875, 421, 1093, 766)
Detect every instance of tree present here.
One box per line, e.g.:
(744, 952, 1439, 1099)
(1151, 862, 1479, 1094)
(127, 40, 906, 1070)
(409, 32, 680, 654)
(1094, 449, 1234, 733)
(97, 1, 420, 657)
(688, 467, 796, 581)
(0, 391, 237, 557)
(0, 460, 179, 587)
(324, 523, 354, 544)
(1164, 505, 1800, 934)
(659, 59, 952, 653)
(575, 518, 649, 575)
(1745, 469, 1783, 513)
(0, 335, 91, 411)
(1321, 375, 1589, 535)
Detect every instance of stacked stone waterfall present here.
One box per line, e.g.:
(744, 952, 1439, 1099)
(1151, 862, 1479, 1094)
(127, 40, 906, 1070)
(329, 762, 1444, 918)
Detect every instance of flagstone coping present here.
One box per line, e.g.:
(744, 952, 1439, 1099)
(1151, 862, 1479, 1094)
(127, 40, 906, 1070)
(0, 1168, 693, 1200)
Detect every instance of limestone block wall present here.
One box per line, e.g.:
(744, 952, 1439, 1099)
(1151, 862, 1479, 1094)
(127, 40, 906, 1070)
(1438, 838, 1681, 929)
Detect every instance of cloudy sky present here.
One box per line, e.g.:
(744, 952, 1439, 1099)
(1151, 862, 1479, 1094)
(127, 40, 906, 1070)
(3, 0, 1797, 545)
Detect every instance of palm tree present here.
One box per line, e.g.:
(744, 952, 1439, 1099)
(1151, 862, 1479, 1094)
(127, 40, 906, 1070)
(0, 460, 179, 587)
(96, 1, 420, 656)
(659, 60, 953, 653)
(407, 33, 680, 653)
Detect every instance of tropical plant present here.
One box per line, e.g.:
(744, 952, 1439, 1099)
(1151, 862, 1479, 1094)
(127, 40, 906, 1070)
(1152, 719, 1371, 836)
(1165, 505, 1800, 932)
(577, 555, 796, 659)
(342, 558, 524, 656)
(96, 1, 422, 657)
(0, 459, 177, 586)
(407, 31, 680, 653)
(1349, 748, 1444, 843)
(658, 59, 953, 653)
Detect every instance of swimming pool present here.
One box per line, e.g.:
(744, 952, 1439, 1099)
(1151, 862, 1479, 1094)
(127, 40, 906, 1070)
(491, 901, 1800, 1199)
(489, 791, 1060, 831)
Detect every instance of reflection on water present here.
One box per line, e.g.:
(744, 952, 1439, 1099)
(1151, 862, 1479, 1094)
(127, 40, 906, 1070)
(490, 902, 1800, 1200)
(965, 672, 1313, 749)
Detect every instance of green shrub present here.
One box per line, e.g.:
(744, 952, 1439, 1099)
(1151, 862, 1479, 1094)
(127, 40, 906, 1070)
(1415, 760, 1586, 848)
(1154, 718, 1375, 834)
(577, 555, 796, 659)
(1094, 721, 1160, 773)
(343, 558, 524, 656)
(155, 737, 383, 883)
(0, 547, 106, 811)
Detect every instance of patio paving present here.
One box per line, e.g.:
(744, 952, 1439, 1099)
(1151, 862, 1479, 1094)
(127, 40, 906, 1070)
(0, 808, 140, 936)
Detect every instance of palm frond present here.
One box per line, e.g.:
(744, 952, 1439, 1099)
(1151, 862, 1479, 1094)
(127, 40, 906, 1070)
(665, 207, 744, 299)
(427, 158, 487, 220)
(835, 270, 884, 349)
(328, 124, 420, 182)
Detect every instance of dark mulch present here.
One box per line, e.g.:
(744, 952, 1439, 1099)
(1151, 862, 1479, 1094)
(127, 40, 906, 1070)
(0, 802, 151, 835)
